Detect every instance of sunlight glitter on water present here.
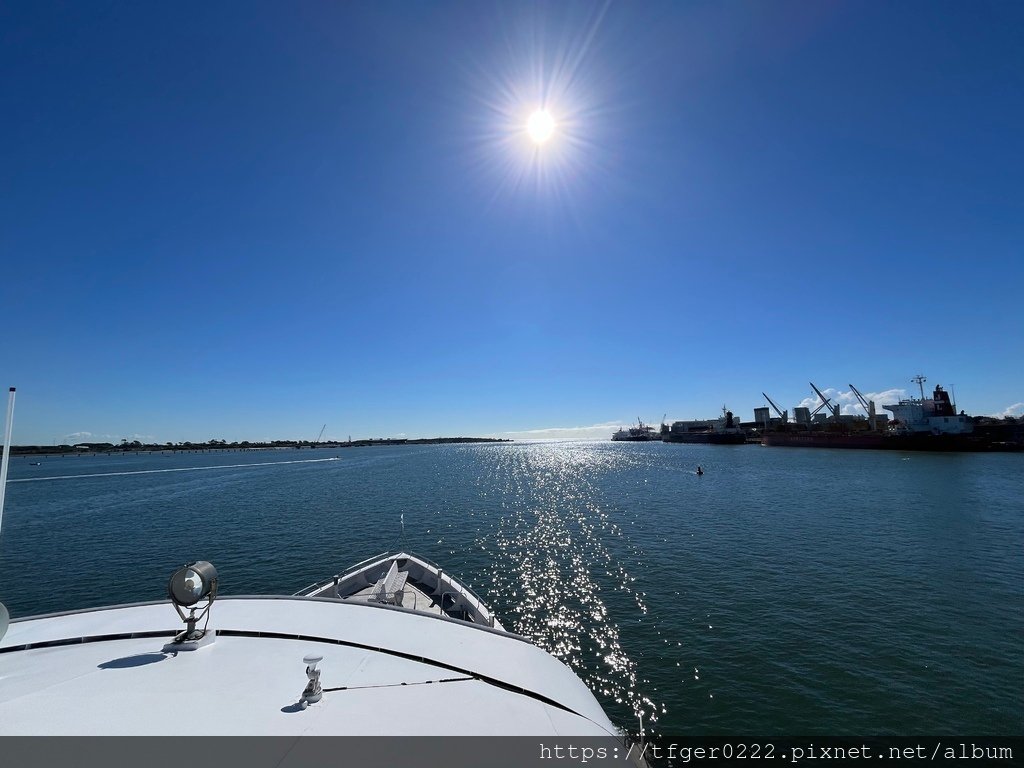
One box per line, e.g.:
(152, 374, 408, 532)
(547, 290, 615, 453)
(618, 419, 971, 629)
(469, 441, 660, 729)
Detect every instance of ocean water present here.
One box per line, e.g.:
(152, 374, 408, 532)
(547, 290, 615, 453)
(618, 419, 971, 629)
(0, 442, 1021, 738)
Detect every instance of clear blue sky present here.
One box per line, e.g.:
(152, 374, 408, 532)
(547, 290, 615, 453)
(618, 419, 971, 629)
(2, 1, 1022, 443)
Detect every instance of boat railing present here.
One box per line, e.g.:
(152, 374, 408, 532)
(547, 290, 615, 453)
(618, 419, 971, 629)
(294, 550, 497, 623)
(441, 583, 495, 628)
(348, 549, 497, 614)
(411, 553, 494, 615)
(293, 550, 394, 596)
(438, 574, 493, 623)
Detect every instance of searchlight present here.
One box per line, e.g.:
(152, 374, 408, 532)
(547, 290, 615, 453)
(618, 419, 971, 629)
(166, 561, 218, 648)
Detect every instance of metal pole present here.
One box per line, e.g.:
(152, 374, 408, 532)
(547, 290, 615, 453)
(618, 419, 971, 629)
(0, 387, 16, 537)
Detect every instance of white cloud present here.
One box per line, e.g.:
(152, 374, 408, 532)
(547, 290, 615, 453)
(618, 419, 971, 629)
(499, 422, 623, 440)
(998, 403, 1024, 418)
(64, 431, 93, 441)
(796, 387, 908, 416)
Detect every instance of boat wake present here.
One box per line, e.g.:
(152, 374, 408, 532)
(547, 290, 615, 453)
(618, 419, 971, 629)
(9, 457, 340, 483)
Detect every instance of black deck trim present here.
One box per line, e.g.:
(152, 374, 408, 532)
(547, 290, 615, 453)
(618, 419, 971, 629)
(214, 628, 588, 720)
(0, 629, 177, 653)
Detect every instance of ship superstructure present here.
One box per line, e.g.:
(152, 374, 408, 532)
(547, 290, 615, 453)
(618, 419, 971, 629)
(884, 377, 972, 435)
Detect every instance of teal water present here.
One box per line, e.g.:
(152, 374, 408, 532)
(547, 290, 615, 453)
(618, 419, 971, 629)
(0, 442, 1021, 737)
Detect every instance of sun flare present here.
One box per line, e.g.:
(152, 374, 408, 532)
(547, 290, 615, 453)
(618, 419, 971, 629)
(527, 109, 556, 143)
(463, 8, 612, 202)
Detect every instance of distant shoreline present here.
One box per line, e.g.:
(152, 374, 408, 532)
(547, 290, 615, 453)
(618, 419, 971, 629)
(9, 437, 512, 457)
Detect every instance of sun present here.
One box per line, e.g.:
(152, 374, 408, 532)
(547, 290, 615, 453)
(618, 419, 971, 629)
(526, 109, 556, 144)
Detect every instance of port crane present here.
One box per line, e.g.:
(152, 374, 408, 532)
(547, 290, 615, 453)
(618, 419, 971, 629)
(761, 393, 788, 425)
(848, 384, 877, 431)
(809, 382, 841, 421)
(314, 424, 326, 445)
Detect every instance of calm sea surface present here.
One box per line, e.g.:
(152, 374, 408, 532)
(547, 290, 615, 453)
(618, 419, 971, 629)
(1, 442, 1021, 737)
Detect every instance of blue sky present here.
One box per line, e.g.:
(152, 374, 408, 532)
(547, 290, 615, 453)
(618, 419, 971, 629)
(2, 1, 1022, 443)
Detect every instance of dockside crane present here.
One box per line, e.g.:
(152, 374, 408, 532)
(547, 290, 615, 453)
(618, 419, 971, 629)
(314, 424, 327, 445)
(848, 384, 877, 431)
(809, 382, 841, 421)
(762, 393, 788, 425)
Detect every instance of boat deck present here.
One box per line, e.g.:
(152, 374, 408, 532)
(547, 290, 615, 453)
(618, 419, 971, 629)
(0, 597, 618, 736)
(343, 580, 445, 617)
(301, 552, 502, 627)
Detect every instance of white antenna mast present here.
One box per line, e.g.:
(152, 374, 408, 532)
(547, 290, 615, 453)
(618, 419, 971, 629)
(912, 374, 927, 401)
(0, 387, 15, 538)
(0, 387, 15, 642)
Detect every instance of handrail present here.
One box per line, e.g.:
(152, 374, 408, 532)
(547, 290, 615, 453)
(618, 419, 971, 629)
(423, 558, 493, 613)
(440, 587, 494, 626)
(294, 550, 393, 595)
(295, 551, 495, 614)
(440, 591, 461, 618)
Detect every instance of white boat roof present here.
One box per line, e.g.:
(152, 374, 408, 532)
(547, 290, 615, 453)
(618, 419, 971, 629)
(0, 596, 619, 736)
